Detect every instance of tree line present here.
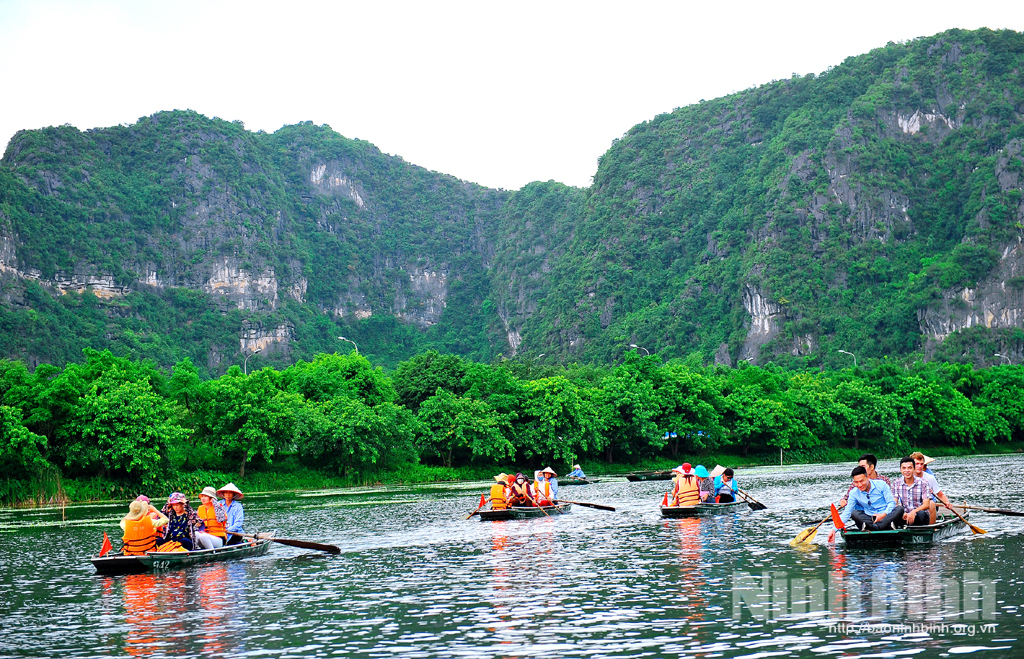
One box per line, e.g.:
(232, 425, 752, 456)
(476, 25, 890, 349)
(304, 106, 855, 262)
(2, 348, 1022, 500)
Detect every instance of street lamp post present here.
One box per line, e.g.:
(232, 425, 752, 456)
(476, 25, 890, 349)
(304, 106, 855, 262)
(244, 348, 262, 375)
(338, 336, 359, 354)
(995, 353, 1012, 365)
(837, 350, 857, 367)
(629, 344, 650, 356)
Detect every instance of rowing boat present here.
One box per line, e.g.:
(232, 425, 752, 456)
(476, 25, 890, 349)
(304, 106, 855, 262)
(661, 500, 747, 518)
(479, 502, 573, 521)
(626, 471, 673, 482)
(561, 477, 600, 486)
(91, 538, 273, 575)
(840, 507, 968, 548)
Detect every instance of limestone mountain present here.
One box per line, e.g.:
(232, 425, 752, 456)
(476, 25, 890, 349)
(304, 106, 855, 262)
(2, 27, 1024, 372)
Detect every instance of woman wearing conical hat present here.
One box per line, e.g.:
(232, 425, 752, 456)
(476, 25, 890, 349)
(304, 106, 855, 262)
(217, 483, 246, 545)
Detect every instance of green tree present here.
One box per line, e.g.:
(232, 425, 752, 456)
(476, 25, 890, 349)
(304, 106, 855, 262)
(417, 389, 511, 467)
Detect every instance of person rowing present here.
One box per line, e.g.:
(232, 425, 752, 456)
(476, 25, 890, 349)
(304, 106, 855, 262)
(834, 465, 905, 532)
(534, 467, 558, 506)
(713, 468, 738, 503)
(217, 483, 246, 545)
(910, 452, 952, 522)
(567, 464, 587, 479)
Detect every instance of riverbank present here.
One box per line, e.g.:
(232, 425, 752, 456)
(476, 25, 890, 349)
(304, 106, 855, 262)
(7, 439, 1023, 507)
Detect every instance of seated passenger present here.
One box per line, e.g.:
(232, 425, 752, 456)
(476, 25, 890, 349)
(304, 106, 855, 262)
(507, 472, 535, 506)
(838, 453, 893, 507)
(490, 473, 509, 510)
(894, 456, 933, 526)
(160, 492, 204, 551)
(217, 483, 246, 545)
(121, 500, 168, 555)
(694, 465, 713, 502)
(567, 464, 587, 479)
(713, 468, 738, 503)
(534, 467, 558, 505)
(835, 466, 905, 532)
(132, 494, 168, 539)
(195, 486, 228, 549)
(671, 463, 701, 507)
(910, 452, 952, 523)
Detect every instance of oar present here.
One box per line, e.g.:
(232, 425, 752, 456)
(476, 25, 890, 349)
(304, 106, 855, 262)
(228, 532, 341, 554)
(959, 504, 1024, 517)
(556, 499, 615, 512)
(466, 495, 490, 519)
(942, 505, 986, 535)
(791, 503, 840, 546)
(737, 488, 767, 511)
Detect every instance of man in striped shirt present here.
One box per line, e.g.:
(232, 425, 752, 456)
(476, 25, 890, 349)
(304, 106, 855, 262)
(894, 456, 933, 526)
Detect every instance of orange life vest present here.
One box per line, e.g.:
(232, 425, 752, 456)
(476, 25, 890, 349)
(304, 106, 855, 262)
(198, 503, 226, 538)
(533, 479, 553, 505)
(489, 483, 508, 510)
(123, 516, 158, 555)
(509, 480, 532, 506)
(672, 475, 701, 507)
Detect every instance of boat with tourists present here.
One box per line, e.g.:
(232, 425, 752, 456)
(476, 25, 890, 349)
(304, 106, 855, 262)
(479, 502, 573, 521)
(661, 500, 747, 518)
(626, 470, 674, 482)
(840, 506, 969, 548)
(92, 537, 273, 575)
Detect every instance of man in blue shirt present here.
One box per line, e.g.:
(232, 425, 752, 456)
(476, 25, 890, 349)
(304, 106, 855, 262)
(836, 466, 905, 531)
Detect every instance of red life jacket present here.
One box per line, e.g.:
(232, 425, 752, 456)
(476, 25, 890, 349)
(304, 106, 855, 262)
(509, 480, 532, 506)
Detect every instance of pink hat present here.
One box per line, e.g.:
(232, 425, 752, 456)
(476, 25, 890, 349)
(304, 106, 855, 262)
(167, 492, 188, 505)
(135, 495, 150, 503)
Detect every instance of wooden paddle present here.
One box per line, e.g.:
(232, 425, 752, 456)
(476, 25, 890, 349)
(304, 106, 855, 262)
(228, 532, 341, 554)
(556, 499, 615, 512)
(465, 500, 489, 519)
(737, 488, 767, 511)
(959, 504, 1024, 517)
(941, 505, 986, 535)
(791, 514, 831, 546)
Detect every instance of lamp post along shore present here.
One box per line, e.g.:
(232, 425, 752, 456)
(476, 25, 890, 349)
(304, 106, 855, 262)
(338, 336, 359, 354)
(837, 349, 857, 367)
(244, 348, 261, 375)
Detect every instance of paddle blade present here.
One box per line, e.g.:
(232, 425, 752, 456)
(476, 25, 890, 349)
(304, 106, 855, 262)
(830, 504, 844, 529)
(790, 526, 818, 546)
(269, 537, 341, 554)
(99, 532, 113, 557)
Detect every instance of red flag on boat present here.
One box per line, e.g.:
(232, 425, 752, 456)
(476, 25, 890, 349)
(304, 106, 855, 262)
(99, 532, 113, 557)
(661, 492, 668, 507)
(479, 493, 487, 507)
(830, 503, 844, 529)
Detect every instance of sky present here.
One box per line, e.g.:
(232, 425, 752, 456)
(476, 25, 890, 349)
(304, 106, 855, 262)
(1, 0, 1022, 190)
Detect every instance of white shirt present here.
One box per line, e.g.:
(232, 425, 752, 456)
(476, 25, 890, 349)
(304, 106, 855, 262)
(919, 471, 942, 501)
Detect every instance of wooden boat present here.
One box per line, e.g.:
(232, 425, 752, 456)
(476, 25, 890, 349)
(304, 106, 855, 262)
(91, 538, 273, 575)
(661, 500, 747, 518)
(840, 507, 968, 548)
(479, 502, 573, 521)
(626, 470, 674, 482)
(560, 477, 600, 486)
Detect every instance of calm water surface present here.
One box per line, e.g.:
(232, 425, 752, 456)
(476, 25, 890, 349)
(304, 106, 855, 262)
(2, 455, 1023, 658)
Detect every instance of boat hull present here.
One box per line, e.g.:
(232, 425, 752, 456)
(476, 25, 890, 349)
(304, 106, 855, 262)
(661, 500, 747, 517)
(91, 538, 273, 575)
(561, 478, 600, 486)
(626, 471, 673, 482)
(841, 509, 968, 548)
(479, 503, 572, 521)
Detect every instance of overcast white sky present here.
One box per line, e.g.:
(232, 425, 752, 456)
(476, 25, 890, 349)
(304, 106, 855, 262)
(1, 1, 1021, 190)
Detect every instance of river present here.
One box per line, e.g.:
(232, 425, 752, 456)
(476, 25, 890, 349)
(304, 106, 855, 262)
(2, 454, 1023, 658)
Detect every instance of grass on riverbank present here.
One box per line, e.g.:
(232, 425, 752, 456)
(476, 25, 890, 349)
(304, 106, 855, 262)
(7, 440, 1024, 507)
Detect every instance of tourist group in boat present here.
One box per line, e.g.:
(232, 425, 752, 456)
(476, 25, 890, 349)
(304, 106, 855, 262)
(118, 483, 245, 556)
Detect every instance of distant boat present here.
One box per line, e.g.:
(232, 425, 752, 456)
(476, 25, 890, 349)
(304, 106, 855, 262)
(91, 538, 272, 575)
(561, 477, 600, 485)
(626, 470, 674, 482)
(661, 500, 747, 517)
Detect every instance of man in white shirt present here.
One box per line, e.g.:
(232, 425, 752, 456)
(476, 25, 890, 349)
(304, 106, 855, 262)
(910, 451, 951, 523)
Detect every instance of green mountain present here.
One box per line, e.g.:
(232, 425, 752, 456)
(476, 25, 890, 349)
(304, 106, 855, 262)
(2, 28, 1024, 373)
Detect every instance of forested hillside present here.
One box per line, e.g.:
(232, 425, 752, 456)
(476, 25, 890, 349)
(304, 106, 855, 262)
(2, 28, 1024, 372)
